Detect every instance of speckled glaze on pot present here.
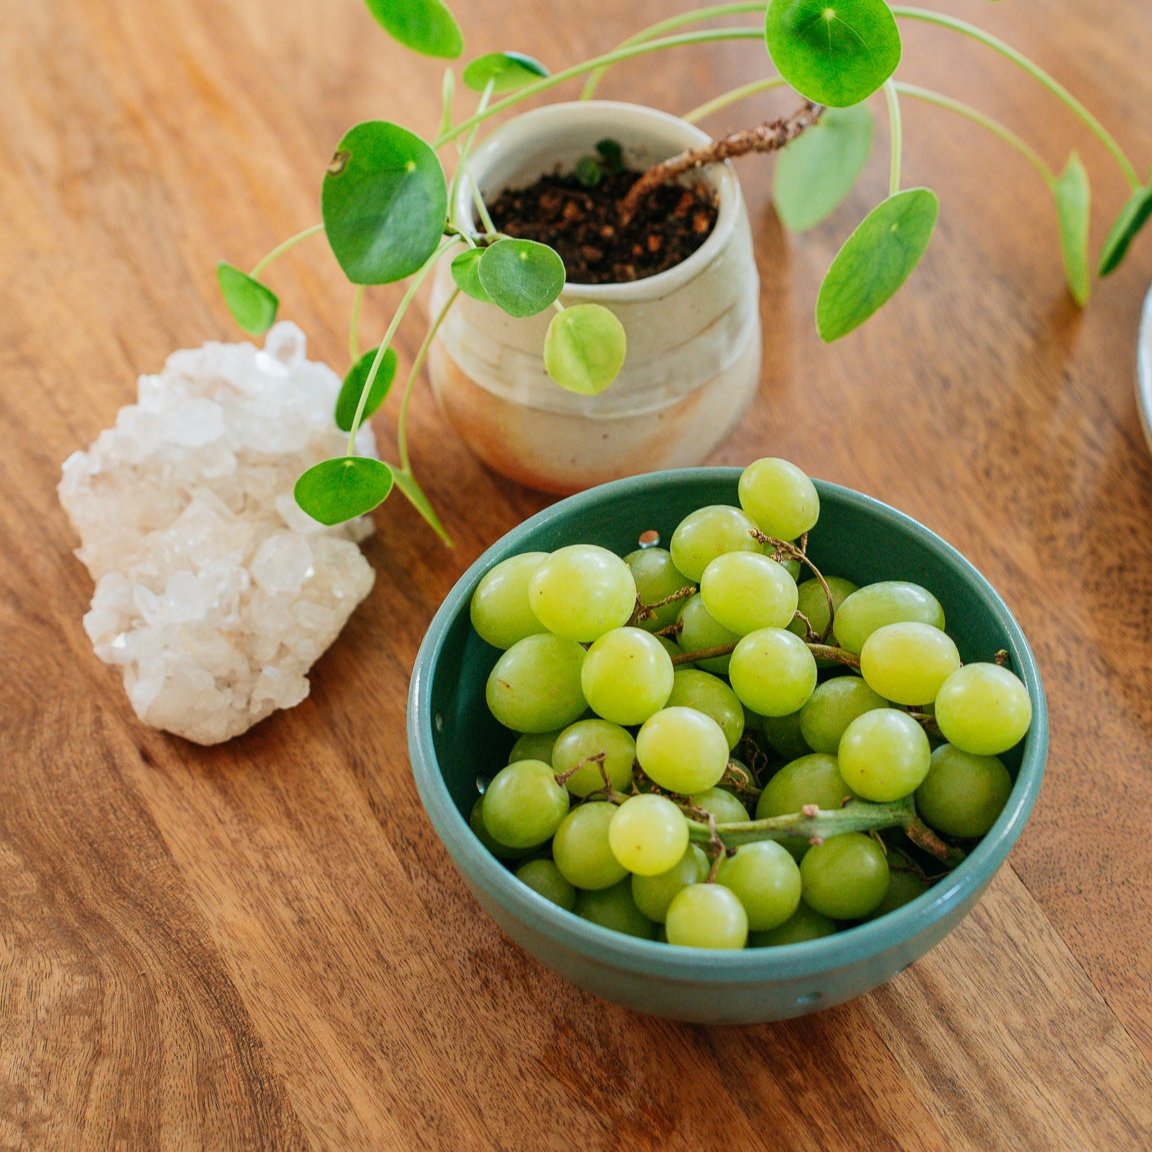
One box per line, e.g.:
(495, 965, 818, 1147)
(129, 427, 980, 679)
(428, 102, 762, 494)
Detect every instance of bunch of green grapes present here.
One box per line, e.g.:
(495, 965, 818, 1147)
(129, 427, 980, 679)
(467, 458, 1033, 949)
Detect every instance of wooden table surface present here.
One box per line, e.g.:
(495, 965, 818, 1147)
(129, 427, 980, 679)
(3, 1, 1151, 1148)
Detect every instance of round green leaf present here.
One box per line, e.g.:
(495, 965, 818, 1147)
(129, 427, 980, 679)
(450, 248, 492, 303)
(765, 0, 902, 108)
(478, 239, 566, 318)
(544, 304, 627, 395)
(294, 456, 394, 525)
(322, 121, 448, 286)
(363, 0, 463, 59)
(1050, 153, 1091, 306)
(773, 104, 874, 232)
(335, 346, 399, 433)
(216, 262, 278, 335)
(1098, 181, 1152, 276)
(816, 188, 939, 342)
(462, 52, 549, 93)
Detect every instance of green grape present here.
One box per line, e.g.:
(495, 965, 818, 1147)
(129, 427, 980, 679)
(716, 840, 803, 931)
(625, 545, 692, 632)
(668, 504, 762, 583)
(837, 707, 932, 802)
(863, 850, 930, 919)
(728, 627, 818, 717)
(574, 878, 658, 939)
(859, 621, 961, 706)
(759, 708, 810, 760)
(833, 580, 946, 654)
(469, 551, 549, 649)
(737, 457, 820, 541)
(486, 633, 587, 733)
(699, 551, 799, 636)
(789, 574, 858, 643)
(551, 718, 636, 798)
(934, 662, 1033, 755)
(515, 858, 577, 911)
(916, 743, 1014, 838)
(608, 793, 690, 876)
(665, 883, 749, 949)
(799, 674, 889, 754)
(631, 844, 710, 923)
(635, 706, 731, 794)
(800, 832, 890, 920)
(749, 900, 837, 945)
(468, 797, 536, 860)
(508, 728, 562, 765)
(675, 594, 740, 674)
(580, 626, 675, 726)
(481, 760, 570, 849)
(551, 801, 629, 889)
(528, 544, 637, 642)
(665, 667, 745, 750)
(688, 786, 750, 824)
(756, 751, 855, 859)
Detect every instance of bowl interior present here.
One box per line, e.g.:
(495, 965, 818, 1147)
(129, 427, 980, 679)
(408, 468, 1047, 1021)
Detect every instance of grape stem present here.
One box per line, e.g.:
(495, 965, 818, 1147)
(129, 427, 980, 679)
(670, 641, 861, 670)
(686, 799, 967, 868)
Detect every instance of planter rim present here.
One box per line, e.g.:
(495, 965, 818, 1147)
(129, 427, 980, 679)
(453, 100, 746, 303)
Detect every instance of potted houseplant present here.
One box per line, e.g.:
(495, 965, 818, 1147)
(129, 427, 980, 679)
(217, 0, 1151, 542)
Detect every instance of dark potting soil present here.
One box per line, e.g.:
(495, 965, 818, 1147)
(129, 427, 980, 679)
(485, 168, 719, 286)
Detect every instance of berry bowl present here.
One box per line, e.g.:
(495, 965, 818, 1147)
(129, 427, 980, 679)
(406, 467, 1048, 1024)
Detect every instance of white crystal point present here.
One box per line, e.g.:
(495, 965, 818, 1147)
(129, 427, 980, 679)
(58, 324, 379, 745)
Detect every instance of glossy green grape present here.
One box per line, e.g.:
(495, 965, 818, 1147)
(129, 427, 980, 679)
(481, 759, 570, 849)
(551, 801, 629, 890)
(515, 858, 577, 911)
(728, 627, 818, 717)
(574, 879, 658, 939)
(635, 706, 731, 794)
(608, 793, 690, 876)
(699, 551, 799, 636)
(581, 625, 675, 726)
(675, 594, 740, 675)
(737, 457, 820, 541)
(798, 674, 888, 754)
(837, 707, 932, 802)
(551, 718, 636, 798)
(756, 751, 855, 859)
(934, 662, 1033, 755)
(915, 743, 1013, 838)
(528, 543, 637, 642)
(688, 786, 750, 825)
(749, 900, 837, 946)
(508, 728, 562, 765)
(668, 504, 762, 583)
(833, 580, 946, 654)
(485, 633, 587, 733)
(859, 621, 961, 706)
(716, 840, 803, 931)
(789, 574, 859, 643)
(631, 844, 710, 923)
(625, 545, 692, 632)
(800, 832, 890, 920)
(469, 551, 549, 649)
(665, 883, 749, 949)
(665, 667, 745, 750)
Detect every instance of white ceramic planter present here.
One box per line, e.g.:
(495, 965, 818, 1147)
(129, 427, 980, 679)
(427, 101, 762, 494)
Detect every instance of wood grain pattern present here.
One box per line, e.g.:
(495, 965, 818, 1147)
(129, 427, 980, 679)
(2, 1, 1151, 1148)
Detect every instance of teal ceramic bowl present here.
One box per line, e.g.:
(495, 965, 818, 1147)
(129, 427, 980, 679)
(407, 469, 1048, 1024)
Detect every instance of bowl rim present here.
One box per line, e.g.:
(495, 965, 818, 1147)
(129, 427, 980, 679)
(407, 467, 1048, 983)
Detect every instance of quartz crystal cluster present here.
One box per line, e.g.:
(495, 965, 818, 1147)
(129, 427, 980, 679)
(58, 322, 377, 745)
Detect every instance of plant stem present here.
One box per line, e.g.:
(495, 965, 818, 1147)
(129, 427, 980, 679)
(684, 76, 789, 125)
(891, 6, 1141, 189)
(580, 2, 770, 100)
(250, 223, 325, 278)
(344, 235, 459, 457)
(434, 29, 766, 149)
(893, 81, 1054, 183)
(348, 284, 366, 363)
(884, 79, 903, 197)
(686, 798, 967, 867)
